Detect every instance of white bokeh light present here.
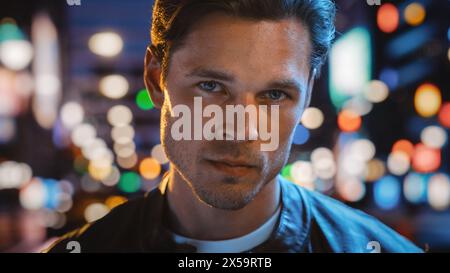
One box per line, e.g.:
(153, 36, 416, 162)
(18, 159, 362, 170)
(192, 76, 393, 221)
(301, 107, 324, 129)
(99, 74, 129, 99)
(0, 40, 33, 70)
(88, 32, 123, 57)
(60, 101, 84, 130)
(107, 105, 132, 127)
(420, 125, 447, 149)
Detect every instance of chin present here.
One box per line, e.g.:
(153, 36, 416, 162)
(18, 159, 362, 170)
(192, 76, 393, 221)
(192, 178, 263, 210)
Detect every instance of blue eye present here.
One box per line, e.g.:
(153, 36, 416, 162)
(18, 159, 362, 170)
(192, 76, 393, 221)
(198, 81, 221, 92)
(264, 90, 287, 101)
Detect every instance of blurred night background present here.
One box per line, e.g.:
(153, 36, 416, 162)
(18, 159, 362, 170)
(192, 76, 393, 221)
(0, 0, 449, 252)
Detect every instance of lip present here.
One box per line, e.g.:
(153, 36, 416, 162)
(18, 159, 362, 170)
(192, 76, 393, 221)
(204, 158, 256, 176)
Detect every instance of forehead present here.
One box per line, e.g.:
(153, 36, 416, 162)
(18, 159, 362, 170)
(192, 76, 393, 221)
(168, 13, 312, 85)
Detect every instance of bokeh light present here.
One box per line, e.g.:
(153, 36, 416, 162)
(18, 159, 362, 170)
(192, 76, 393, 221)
(414, 83, 442, 118)
(0, 161, 32, 189)
(281, 164, 293, 182)
(374, 176, 401, 210)
(343, 97, 373, 116)
(311, 147, 336, 180)
(290, 161, 315, 190)
(292, 124, 310, 145)
(19, 178, 46, 210)
(0, 39, 33, 70)
(101, 166, 120, 187)
(136, 89, 154, 110)
(349, 139, 376, 162)
(404, 172, 427, 204)
(88, 31, 123, 57)
(387, 151, 410, 176)
(117, 153, 138, 169)
(111, 124, 135, 144)
(438, 102, 450, 128)
(404, 3, 426, 26)
(337, 110, 362, 132)
(301, 107, 324, 129)
(60, 101, 84, 130)
(420, 125, 447, 149)
(365, 158, 386, 182)
(84, 203, 110, 223)
(114, 141, 136, 158)
(379, 68, 399, 90)
(151, 144, 169, 164)
(88, 157, 113, 181)
(81, 138, 107, 160)
(118, 171, 141, 193)
(139, 158, 161, 180)
(336, 178, 366, 202)
(71, 123, 96, 148)
(428, 173, 450, 210)
(107, 105, 133, 127)
(364, 80, 389, 103)
(99, 74, 129, 99)
(377, 3, 399, 33)
(392, 139, 415, 158)
(412, 143, 441, 173)
(81, 174, 102, 193)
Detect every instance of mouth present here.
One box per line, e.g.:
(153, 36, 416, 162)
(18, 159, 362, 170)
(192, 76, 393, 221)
(204, 158, 257, 176)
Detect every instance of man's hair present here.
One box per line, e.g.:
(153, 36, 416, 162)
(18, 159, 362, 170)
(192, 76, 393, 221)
(150, 0, 336, 79)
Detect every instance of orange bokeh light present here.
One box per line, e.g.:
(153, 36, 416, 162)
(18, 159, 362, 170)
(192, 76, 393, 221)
(338, 110, 362, 132)
(412, 143, 441, 173)
(377, 3, 399, 33)
(139, 158, 161, 180)
(438, 102, 450, 128)
(392, 139, 415, 158)
(414, 83, 442, 118)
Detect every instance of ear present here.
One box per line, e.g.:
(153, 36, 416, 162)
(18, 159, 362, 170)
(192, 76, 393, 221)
(144, 46, 164, 109)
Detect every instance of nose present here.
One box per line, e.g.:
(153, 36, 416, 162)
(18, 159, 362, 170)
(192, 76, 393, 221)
(221, 92, 259, 142)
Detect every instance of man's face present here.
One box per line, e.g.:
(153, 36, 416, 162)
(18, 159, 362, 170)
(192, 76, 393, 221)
(158, 14, 312, 210)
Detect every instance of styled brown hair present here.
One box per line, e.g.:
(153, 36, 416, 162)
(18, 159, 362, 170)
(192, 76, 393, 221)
(150, 0, 336, 79)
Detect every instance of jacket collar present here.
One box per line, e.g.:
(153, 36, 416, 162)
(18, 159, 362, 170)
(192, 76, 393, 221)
(249, 176, 311, 252)
(142, 173, 311, 252)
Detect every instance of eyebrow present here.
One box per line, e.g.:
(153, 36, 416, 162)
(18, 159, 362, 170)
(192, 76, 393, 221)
(185, 67, 235, 82)
(266, 78, 304, 94)
(185, 67, 305, 94)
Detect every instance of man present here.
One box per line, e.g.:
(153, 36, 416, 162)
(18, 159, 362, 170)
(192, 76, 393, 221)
(46, 0, 423, 253)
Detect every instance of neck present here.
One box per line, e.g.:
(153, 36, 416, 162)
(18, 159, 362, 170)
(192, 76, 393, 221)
(165, 168, 281, 240)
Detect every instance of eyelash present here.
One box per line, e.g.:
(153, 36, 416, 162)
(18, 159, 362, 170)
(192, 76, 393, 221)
(261, 90, 290, 101)
(197, 81, 223, 93)
(196, 81, 291, 102)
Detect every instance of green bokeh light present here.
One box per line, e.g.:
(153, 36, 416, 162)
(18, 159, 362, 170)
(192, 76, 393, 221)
(136, 89, 154, 110)
(328, 27, 372, 110)
(281, 164, 293, 182)
(0, 23, 25, 42)
(118, 172, 141, 193)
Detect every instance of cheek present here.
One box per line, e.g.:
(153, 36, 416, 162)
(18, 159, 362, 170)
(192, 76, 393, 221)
(263, 140, 292, 180)
(279, 108, 302, 143)
(261, 109, 299, 176)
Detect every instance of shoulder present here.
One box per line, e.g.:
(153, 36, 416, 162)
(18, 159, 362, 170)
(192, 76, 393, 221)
(279, 178, 423, 253)
(43, 196, 148, 253)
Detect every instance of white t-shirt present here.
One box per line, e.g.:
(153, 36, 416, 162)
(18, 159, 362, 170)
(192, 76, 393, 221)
(171, 205, 281, 253)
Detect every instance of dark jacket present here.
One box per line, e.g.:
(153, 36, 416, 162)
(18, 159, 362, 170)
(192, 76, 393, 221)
(45, 175, 423, 253)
